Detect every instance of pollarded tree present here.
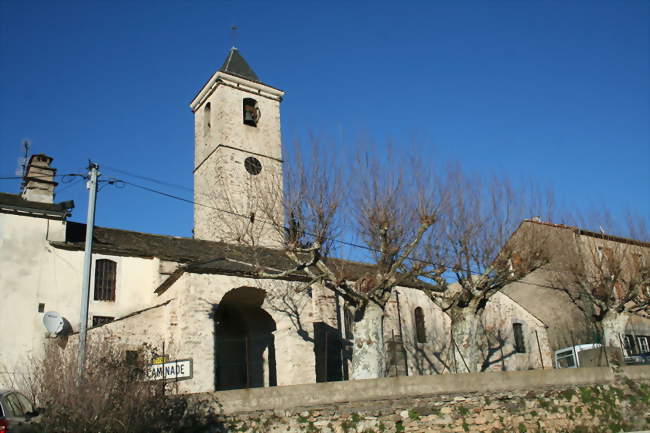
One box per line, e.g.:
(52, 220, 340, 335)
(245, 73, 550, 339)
(422, 168, 553, 372)
(218, 144, 449, 379)
(217, 144, 555, 378)
(553, 225, 650, 349)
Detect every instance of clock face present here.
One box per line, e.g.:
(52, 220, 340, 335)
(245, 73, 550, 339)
(244, 156, 262, 175)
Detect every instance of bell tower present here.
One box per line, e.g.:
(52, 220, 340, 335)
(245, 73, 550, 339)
(190, 48, 284, 247)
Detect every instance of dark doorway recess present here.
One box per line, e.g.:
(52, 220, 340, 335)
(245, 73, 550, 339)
(213, 287, 277, 390)
(313, 321, 347, 382)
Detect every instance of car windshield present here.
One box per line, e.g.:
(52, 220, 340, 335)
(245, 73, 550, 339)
(15, 392, 33, 414)
(556, 351, 576, 368)
(2, 394, 20, 417)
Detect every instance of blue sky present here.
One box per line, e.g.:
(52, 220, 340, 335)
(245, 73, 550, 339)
(1, 0, 648, 239)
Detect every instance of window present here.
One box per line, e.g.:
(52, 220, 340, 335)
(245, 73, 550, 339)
(92, 316, 114, 327)
(414, 307, 426, 344)
(243, 98, 259, 126)
(203, 102, 211, 136)
(126, 350, 140, 365)
(343, 307, 354, 340)
(638, 336, 649, 353)
(513, 323, 526, 353)
(624, 335, 638, 355)
(94, 259, 116, 301)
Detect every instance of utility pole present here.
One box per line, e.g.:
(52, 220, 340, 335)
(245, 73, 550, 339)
(78, 162, 99, 380)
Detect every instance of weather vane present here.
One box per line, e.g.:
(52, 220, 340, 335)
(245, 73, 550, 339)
(231, 25, 238, 49)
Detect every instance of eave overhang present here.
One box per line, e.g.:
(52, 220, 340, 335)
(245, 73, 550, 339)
(190, 71, 284, 113)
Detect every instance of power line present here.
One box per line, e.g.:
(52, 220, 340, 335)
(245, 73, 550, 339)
(114, 177, 507, 278)
(101, 165, 193, 193)
(118, 175, 576, 294)
(0, 173, 85, 181)
(97, 167, 620, 298)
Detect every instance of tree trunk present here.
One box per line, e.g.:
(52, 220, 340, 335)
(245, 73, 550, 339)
(601, 310, 628, 349)
(449, 308, 482, 373)
(350, 302, 386, 380)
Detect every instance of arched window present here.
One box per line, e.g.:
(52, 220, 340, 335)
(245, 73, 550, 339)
(414, 307, 426, 344)
(243, 98, 259, 127)
(203, 102, 211, 136)
(94, 259, 116, 301)
(513, 323, 526, 353)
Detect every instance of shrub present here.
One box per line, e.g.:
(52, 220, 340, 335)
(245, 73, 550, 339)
(26, 340, 218, 433)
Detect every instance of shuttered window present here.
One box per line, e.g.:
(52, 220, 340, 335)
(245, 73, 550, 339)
(94, 259, 117, 301)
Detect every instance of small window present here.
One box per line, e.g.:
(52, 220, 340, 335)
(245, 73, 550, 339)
(203, 102, 211, 136)
(94, 259, 117, 301)
(343, 307, 354, 340)
(126, 350, 140, 365)
(243, 98, 259, 126)
(513, 323, 526, 353)
(414, 307, 426, 344)
(638, 336, 649, 353)
(624, 335, 638, 355)
(92, 316, 114, 327)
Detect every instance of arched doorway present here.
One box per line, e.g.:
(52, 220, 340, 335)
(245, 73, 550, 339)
(213, 287, 277, 390)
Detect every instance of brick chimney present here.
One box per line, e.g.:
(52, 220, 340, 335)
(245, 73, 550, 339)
(21, 154, 57, 203)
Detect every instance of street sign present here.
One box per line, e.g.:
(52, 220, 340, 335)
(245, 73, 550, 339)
(146, 359, 193, 381)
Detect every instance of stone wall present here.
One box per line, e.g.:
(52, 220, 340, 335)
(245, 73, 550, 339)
(196, 366, 650, 433)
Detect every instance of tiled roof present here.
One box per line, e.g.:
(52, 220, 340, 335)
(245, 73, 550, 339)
(219, 48, 260, 82)
(0, 192, 73, 219)
(50, 222, 435, 288)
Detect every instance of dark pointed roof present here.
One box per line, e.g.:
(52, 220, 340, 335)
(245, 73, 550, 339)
(219, 48, 260, 82)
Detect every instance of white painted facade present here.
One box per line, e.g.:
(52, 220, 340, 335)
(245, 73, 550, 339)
(0, 212, 161, 379)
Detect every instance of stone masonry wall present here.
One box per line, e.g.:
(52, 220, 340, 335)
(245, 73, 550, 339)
(196, 366, 650, 433)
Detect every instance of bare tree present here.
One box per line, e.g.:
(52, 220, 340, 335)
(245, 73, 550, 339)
(216, 143, 450, 379)
(422, 168, 552, 372)
(553, 224, 650, 350)
(215, 141, 558, 378)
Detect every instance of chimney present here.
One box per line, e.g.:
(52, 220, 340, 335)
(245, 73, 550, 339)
(21, 154, 57, 203)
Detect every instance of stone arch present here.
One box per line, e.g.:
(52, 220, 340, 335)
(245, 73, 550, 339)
(213, 286, 277, 390)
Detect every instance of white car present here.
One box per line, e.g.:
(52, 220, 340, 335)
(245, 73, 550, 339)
(554, 344, 602, 368)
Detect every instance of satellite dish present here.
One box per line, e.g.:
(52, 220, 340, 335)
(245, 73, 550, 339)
(43, 311, 64, 336)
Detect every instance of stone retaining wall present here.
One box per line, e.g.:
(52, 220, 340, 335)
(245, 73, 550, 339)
(196, 366, 650, 433)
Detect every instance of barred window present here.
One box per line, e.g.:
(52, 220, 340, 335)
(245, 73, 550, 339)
(414, 307, 426, 344)
(513, 323, 526, 353)
(94, 259, 116, 301)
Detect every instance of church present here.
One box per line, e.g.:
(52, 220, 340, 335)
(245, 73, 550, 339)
(1, 48, 647, 393)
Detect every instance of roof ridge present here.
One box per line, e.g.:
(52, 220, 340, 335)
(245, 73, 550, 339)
(524, 219, 650, 248)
